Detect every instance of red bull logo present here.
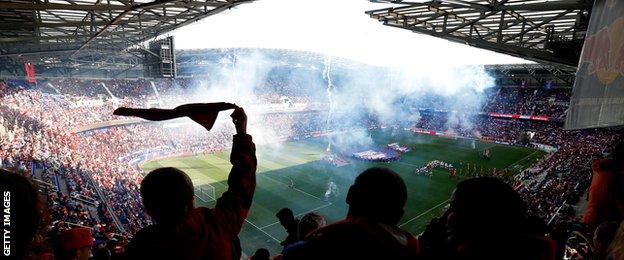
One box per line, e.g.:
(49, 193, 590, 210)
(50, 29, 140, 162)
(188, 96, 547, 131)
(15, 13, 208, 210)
(581, 17, 624, 85)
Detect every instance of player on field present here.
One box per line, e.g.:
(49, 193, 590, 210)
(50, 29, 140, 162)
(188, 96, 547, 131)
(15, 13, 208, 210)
(324, 179, 339, 201)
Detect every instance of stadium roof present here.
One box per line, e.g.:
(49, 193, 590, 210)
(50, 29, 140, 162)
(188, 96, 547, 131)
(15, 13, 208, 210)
(485, 63, 576, 88)
(366, 0, 593, 68)
(0, 0, 253, 70)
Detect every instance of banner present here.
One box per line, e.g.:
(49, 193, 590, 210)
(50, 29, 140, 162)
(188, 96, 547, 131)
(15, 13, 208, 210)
(565, 0, 624, 129)
(489, 113, 550, 121)
(24, 63, 36, 84)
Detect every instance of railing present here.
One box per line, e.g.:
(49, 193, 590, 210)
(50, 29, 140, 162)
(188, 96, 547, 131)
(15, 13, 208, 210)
(71, 193, 99, 206)
(31, 178, 57, 191)
(82, 172, 126, 233)
(547, 158, 593, 226)
(52, 170, 61, 191)
(548, 199, 567, 225)
(51, 220, 91, 229)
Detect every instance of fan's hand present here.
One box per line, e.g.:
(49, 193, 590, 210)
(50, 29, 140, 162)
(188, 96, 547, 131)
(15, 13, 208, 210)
(185, 103, 236, 131)
(230, 106, 247, 135)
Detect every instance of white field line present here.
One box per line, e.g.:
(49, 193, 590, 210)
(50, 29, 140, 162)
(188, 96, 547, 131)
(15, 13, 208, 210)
(245, 219, 281, 243)
(190, 158, 328, 242)
(397, 161, 420, 167)
(257, 173, 325, 201)
(399, 199, 450, 228)
(195, 194, 208, 203)
(198, 157, 324, 202)
(504, 150, 539, 171)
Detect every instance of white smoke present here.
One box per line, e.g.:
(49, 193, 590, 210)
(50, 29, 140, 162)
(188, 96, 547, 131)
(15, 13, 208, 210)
(163, 51, 294, 147)
(323, 56, 335, 152)
(166, 49, 495, 150)
(329, 63, 495, 135)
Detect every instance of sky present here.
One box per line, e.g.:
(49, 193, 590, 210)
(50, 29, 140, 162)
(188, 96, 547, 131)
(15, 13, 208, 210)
(171, 0, 529, 68)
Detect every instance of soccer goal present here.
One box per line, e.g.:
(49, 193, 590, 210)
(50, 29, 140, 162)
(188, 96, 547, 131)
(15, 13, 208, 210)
(195, 184, 216, 203)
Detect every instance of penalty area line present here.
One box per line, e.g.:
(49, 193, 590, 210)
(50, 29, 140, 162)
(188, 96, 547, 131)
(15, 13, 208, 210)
(245, 219, 281, 243)
(399, 198, 450, 228)
(257, 173, 325, 201)
(504, 150, 539, 171)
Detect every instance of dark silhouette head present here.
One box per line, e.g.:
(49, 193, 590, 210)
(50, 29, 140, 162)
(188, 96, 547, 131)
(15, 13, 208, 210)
(0, 169, 43, 259)
(346, 167, 407, 225)
(446, 177, 527, 244)
(276, 208, 295, 227)
(594, 221, 619, 259)
(250, 248, 270, 260)
(298, 212, 327, 239)
(612, 139, 624, 169)
(92, 246, 112, 260)
(140, 167, 194, 224)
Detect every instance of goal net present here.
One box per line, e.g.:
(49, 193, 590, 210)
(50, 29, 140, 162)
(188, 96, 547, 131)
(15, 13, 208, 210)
(195, 184, 216, 203)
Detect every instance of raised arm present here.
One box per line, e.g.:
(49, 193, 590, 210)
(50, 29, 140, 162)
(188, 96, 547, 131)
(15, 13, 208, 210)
(213, 107, 257, 239)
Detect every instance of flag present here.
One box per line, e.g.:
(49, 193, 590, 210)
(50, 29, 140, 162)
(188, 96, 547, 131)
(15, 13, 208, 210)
(113, 102, 236, 131)
(565, 0, 624, 129)
(24, 63, 36, 84)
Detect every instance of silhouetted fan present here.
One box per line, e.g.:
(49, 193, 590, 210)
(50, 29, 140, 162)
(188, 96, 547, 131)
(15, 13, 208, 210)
(113, 102, 237, 131)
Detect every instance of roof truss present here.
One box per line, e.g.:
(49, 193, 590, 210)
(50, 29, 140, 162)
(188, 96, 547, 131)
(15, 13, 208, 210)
(366, 0, 593, 67)
(0, 0, 253, 68)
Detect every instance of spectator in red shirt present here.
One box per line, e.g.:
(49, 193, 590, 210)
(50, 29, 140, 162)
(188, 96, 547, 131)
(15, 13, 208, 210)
(123, 106, 257, 260)
(583, 140, 624, 228)
(51, 227, 94, 260)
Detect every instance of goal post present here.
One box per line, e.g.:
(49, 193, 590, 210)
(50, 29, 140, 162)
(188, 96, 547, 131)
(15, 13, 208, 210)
(195, 184, 216, 203)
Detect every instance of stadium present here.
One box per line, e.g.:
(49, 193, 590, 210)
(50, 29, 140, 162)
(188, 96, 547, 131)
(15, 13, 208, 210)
(1, 0, 623, 259)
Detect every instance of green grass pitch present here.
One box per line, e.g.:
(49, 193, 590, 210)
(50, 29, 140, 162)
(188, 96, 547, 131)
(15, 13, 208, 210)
(140, 129, 545, 255)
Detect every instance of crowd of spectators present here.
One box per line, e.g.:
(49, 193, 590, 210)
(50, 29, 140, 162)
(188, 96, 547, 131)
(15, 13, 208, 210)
(483, 87, 571, 119)
(0, 77, 620, 259)
(0, 78, 332, 239)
